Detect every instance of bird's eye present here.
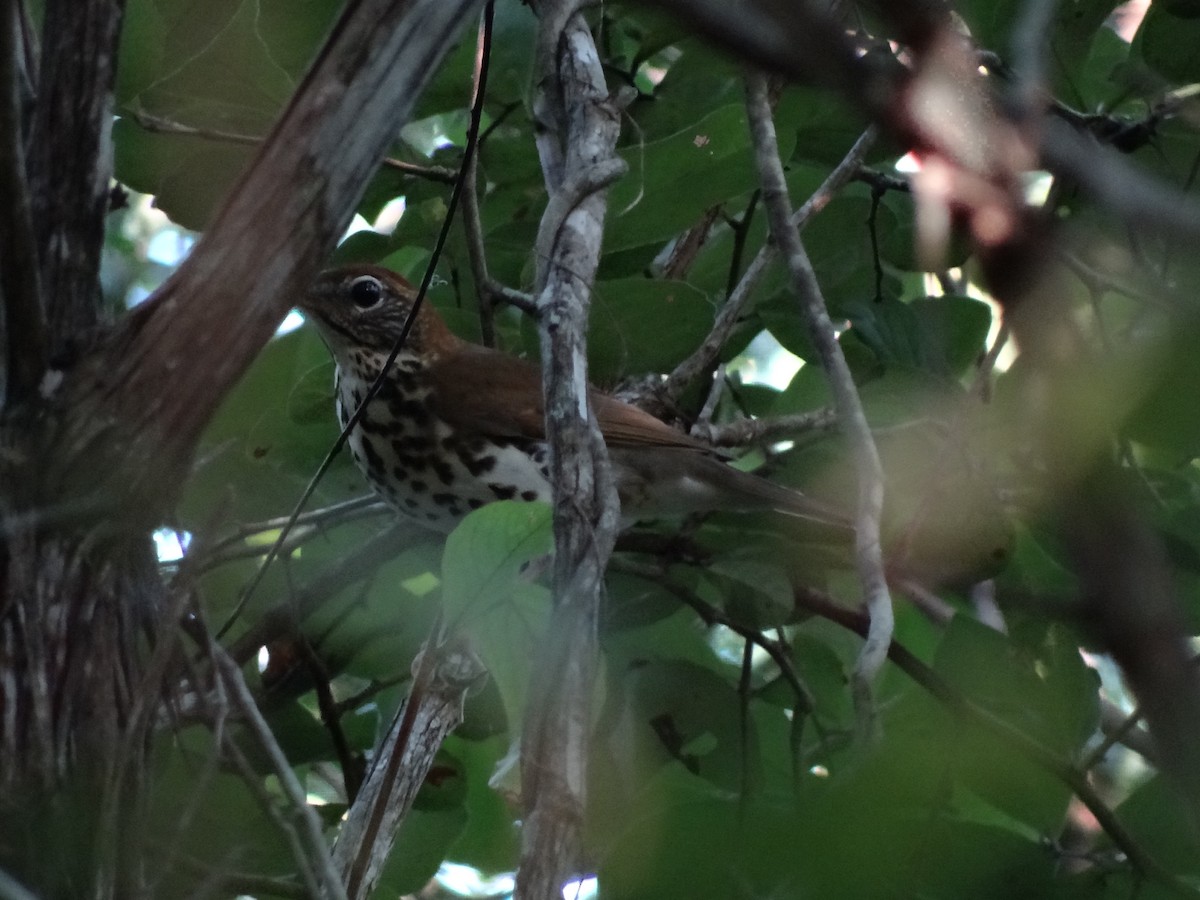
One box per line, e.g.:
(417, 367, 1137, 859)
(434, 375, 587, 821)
(349, 275, 384, 309)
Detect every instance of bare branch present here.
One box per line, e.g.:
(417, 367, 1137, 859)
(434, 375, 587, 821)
(744, 72, 891, 737)
(192, 496, 390, 573)
(643, 0, 1200, 251)
(660, 127, 875, 409)
(334, 637, 485, 900)
(689, 408, 837, 448)
(213, 643, 349, 900)
(517, 1, 623, 896)
(127, 109, 458, 184)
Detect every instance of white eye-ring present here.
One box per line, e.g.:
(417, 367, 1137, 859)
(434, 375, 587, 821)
(349, 275, 384, 309)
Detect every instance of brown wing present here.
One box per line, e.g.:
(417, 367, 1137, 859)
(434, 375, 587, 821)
(591, 392, 709, 450)
(428, 346, 708, 451)
(427, 347, 547, 439)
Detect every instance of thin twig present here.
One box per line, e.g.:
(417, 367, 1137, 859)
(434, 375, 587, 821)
(165, 852, 308, 900)
(192, 496, 390, 572)
(744, 72, 891, 738)
(222, 736, 326, 900)
(213, 644, 348, 900)
(128, 109, 458, 183)
(689, 408, 837, 448)
(660, 126, 876, 409)
(618, 558, 816, 715)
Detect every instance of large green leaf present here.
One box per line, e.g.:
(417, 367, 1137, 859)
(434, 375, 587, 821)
(441, 502, 553, 735)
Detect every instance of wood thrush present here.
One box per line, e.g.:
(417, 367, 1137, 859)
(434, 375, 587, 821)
(301, 265, 848, 533)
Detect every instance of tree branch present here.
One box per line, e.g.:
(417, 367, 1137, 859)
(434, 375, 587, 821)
(127, 109, 458, 184)
(212, 642, 349, 900)
(0, 0, 46, 406)
(24, 0, 124, 345)
(517, 2, 623, 896)
(48, 0, 484, 516)
(659, 126, 875, 410)
(644, 0, 1200, 253)
(333, 636, 485, 900)
(688, 408, 837, 448)
(744, 72, 891, 737)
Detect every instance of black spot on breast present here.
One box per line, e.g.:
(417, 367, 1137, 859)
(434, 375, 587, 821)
(489, 483, 517, 500)
(389, 397, 430, 426)
(359, 416, 382, 435)
(468, 498, 484, 509)
(397, 452, 428, 473)
(521, 490, 540, 502)
(403, 433, 432, 452)
(391, 441, 429, 472)
(410, 479, 427, 493)
(460, 449, 496, 476)
(433, 459, 455, 485)
(374, 379, 401, 401)
(362, 439, 385, 473)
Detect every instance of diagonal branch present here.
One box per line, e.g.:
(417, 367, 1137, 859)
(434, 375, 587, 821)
(660, 126, 875, 410)
(47, 0, 485, 516)
(744, 72, 892, 738)
(333, 635, 486, 900)
(646, 0, 1200, 248)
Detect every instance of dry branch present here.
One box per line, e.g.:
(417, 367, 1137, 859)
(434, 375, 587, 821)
(744, 72, 892, 735)
(517, 1, 624, 896)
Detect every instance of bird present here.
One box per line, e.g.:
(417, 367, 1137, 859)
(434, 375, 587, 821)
(300, 264, 848, 534)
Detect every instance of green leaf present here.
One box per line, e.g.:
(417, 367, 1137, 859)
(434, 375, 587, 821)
(441, 501, 553, 625)
(374, 808, 469, 897)
(446, 734, 521, 873)
(606, 103, 795, 253)
(708, 556, 794, 628)
(1135, 5, 1200, 84)
(600, 659, 754, 794)
(441, 502, 553, 736)
(932, 617, 1093, 831)
(1111, 776, 1200, 876)
(843, 294, 993, 377)
(586, 278, 715, 382)
(113, 119, 255, 230)
(179, 326, 359, 531)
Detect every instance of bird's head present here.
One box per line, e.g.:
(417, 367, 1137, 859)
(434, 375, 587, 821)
(301, 265, 458, 362)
